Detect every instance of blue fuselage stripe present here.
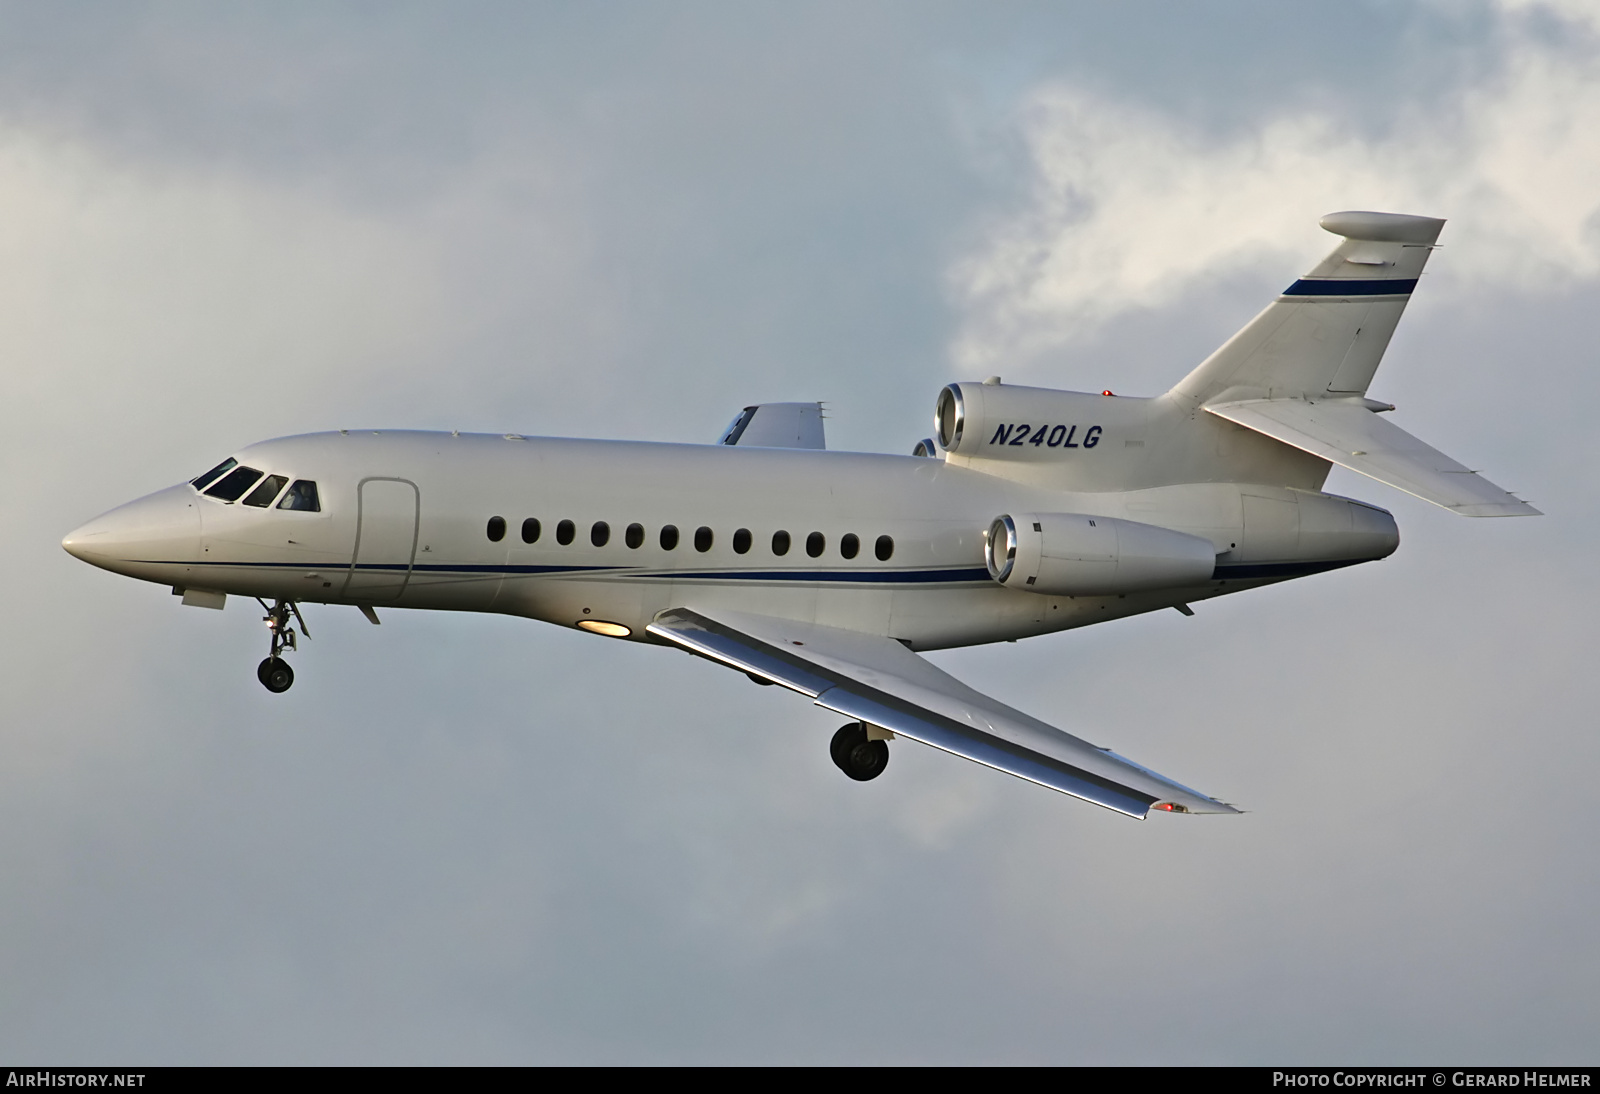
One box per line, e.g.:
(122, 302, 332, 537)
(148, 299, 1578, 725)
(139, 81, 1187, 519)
(132, 558, 1374, 584)
(1212, 559, 1362, 580)
(640, 567, 993, 584)
(1282, 278, 1417, 297)
(129, 559, 995, 584)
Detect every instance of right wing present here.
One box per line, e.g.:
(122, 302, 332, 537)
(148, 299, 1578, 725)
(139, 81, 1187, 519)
(647, 607, 1239, 819)
(1206, 397, 1539, 517)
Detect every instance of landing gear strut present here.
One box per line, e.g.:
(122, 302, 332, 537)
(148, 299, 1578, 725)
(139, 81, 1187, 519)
(256, 598, 308, 693)
(831, 722, 889, 782)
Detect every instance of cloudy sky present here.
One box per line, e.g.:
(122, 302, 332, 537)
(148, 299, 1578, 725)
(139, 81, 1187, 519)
(4, 1, 1598, 1064)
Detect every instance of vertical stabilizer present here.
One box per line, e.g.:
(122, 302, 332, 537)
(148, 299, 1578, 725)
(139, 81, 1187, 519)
(1169, 211, 1444, 407)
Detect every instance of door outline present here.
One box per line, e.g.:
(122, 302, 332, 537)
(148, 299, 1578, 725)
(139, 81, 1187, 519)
(342, 477, 420, 600)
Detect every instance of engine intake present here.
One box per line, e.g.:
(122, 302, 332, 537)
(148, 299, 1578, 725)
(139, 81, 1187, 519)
(985, 512, 1218, 596)
(936, 381, 1133, 459)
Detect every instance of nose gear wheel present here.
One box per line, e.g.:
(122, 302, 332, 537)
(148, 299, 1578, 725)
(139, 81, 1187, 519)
(257, 657, 294, 693)
(254, 598, 308, 692)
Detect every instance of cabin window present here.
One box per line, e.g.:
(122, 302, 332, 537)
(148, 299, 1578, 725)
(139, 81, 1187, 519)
(806, 531, 825, 558)
(205, 466, 265, 502)
(277, 480, 320, 512)
(625, 523, 645, 549)
(732, 528, 752, 554)
(660, 524, 680, 550)
(591, 521, 610, 547)
(242, 474, 289, 508)
(875, 535, 894, 561)
(191, 458, 236, 491)
(521, 518, 540, 543)
(487, 516, 506, 542)
(771, 530, 791, 556)
(556, 520, 575, 545)
(694, 526, 714, 553)
(839, 533, 859, 559)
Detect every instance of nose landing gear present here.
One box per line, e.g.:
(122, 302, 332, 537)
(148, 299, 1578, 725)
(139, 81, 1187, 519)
(256, 598, 308, 693)
(830, 722, 890, 782)
(258, 656, 294, 693)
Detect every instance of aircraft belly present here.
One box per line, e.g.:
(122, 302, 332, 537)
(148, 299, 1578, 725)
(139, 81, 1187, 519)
(660, 579, 819, 627)
(890, 587, 1044, 648)
(489, 574, 654, 635)
(814, 586, 890, 634)
(395, 573, 506, 612)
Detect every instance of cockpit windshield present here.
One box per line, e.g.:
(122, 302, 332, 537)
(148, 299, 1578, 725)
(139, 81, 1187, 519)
(191, 458, 237, 491)
(192, 457, 319, 511)
(204, 465, 266, 502)
(241, 474, 289, 508)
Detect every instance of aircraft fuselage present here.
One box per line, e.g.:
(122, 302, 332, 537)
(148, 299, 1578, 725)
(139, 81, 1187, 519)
(63, 428, 1399, 651)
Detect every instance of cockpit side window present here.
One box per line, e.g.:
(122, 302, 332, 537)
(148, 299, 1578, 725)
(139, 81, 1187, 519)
(191, 458, 237, 491)
(242, 474, 289, 508)
(204, 466, 265, 502)
(276, 480, 321, 512)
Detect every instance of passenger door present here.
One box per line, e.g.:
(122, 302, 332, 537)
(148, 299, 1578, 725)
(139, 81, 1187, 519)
(343, 478, 419, 601)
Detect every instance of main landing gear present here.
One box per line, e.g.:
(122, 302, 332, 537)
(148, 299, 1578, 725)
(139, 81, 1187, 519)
(256, 598, 308, 693)
(831, 722, 890, 782)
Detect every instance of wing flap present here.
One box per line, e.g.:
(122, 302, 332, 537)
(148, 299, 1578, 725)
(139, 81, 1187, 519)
(1207, 398, 1539, 517)
(647, 607, 1239, 818)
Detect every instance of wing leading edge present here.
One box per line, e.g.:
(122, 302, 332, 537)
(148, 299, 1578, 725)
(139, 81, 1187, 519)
(647, 607, 1239, 819)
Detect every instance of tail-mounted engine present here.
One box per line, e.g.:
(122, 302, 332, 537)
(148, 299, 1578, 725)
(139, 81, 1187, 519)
(985, 512, 1218, 596)
(936, 382, 1137, 460)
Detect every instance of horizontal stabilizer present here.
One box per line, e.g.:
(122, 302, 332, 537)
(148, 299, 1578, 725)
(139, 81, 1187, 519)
(647, 607, 1239, 818)
(1206, 398, 1539, 517)
(718, 403, 826, 449)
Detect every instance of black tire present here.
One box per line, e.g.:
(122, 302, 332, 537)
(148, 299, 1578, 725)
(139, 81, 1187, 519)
(258, 657, 294, 693)
(844, 739, 889, 781)
(830, 723, 864, 770)
(830, 723, 889, 781)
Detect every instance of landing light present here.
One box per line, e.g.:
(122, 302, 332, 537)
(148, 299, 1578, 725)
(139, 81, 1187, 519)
(576, 620, 631, 638)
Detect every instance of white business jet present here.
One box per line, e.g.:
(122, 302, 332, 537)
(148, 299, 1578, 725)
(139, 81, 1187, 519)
(62, 212, 1537, 819)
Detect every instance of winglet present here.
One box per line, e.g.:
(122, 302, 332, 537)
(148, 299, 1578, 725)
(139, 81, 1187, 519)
(718, 403, 826, 449)
(1319, 210, 1445, 244)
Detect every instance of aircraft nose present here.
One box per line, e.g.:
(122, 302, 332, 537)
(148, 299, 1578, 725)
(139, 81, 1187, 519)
(62, 484, 201, 575)
(60, 519, 109, 563)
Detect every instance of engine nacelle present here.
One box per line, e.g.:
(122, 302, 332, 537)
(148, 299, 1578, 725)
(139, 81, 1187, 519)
(985, 512, 1218, 596)
(936, 381, 1134, 458)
